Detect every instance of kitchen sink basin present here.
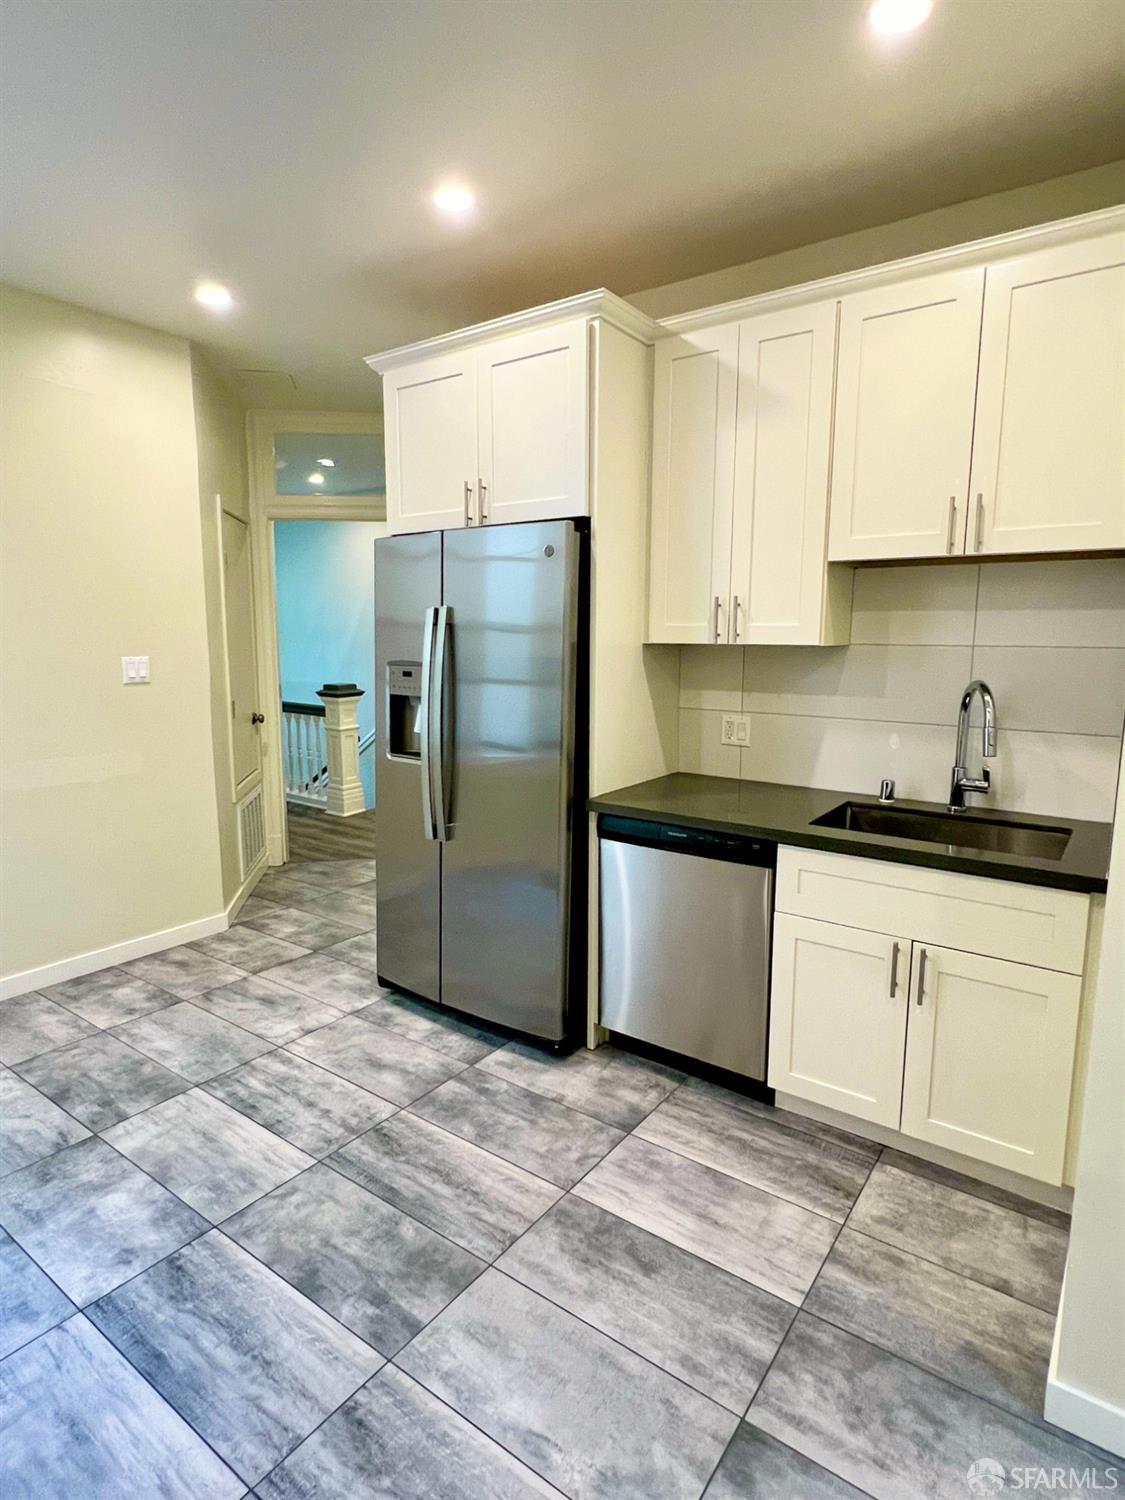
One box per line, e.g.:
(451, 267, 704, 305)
(811, 802, 1072, 860)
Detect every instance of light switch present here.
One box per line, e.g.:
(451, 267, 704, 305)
(121, 656, 151, 685)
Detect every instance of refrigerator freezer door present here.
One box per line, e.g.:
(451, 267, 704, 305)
(374, 531, 442, 1001)
(440, 521, 581, 1039)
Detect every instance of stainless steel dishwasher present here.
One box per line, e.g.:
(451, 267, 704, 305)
(598, 815, 774, 1080)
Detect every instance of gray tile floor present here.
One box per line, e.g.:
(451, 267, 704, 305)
(1, 857, 1118, 1499)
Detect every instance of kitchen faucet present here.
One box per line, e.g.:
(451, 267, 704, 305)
(949, 680, 997, 812)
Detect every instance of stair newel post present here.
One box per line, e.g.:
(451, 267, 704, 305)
(316, 683, 366, 818)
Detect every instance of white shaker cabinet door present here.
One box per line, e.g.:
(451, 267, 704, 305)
(476, 319, 589, 527)
(648, 325, 739, 643)
(901, 943, 1081, 1185)
(384, 351, 478, 534)
(769, 913, 910, 1128)
(828, 268, 984, 560)
(968, 233, 1125, 556)
(731, 300, 838, 644)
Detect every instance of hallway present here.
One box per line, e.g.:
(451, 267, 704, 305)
(286, 805, 378, 865)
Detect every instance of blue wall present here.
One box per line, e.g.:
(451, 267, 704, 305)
(274, 520, 382, 807)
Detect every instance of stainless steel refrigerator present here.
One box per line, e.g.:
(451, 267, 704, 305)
(374, 519, 587, 1043)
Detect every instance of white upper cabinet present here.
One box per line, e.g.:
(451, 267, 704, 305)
(477, 319, 589, 527)
(648, 326, 738, 643)
(731, 300, 847, 645)
(828, 267, 985, 561)
(383, 351, 478, 534)
(968, 233, 1125, 556)
(377, 308, 607, 535)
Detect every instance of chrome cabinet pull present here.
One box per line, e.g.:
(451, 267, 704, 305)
(713, 595, 724, 643)
(732, 595, 742, 642)
(916, 946, 928, 1006)
(463, 480, 475, 527)
(973, 493, 985, 552)
(946, 495, 957, 554)
(479, 477, 488, 524)
(888, 941, 900, 997)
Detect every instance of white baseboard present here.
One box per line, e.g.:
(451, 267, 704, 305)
(1045, 1374, 1125, 1460)
(1, 910, 231, 1001)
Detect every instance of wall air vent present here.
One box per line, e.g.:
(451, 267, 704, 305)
(237, 786, 266, 880)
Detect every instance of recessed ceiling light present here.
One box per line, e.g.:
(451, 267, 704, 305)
(316, 457, 336, 467)
(307, 472, 326, 486)
(432, 184, 476, 214)
(193, 280, 234, 312)
(868, 0, 932, 33)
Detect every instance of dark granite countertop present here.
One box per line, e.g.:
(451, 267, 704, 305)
(589, 774, 1112, 894)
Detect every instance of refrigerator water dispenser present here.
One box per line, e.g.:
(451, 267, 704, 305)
(386, 660, 423, 758)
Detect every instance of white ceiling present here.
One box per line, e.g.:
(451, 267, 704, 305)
(2, 0, 1122, 411)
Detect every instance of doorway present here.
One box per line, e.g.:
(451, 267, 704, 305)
(273, 518, 384, 864)
(246, 411, 385, 870)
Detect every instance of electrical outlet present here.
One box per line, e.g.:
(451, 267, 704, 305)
(720, 712, 751, 746)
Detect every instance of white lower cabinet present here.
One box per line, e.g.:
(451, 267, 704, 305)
(900, 943, 1081, 1184)
(769, 913, 910, 1129)
(769, 849, 1088, 1185)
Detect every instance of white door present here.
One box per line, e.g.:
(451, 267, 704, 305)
(648, 324, 739, 643)
(383, 351, 478, 533)
(476, 319, 589, 526)
(968, 233, 1125, 555)
(769, 913, 910, 1128)
(828, 268, 985, 560)
(220, 511, 262, 797)
(731, 300, 837, 645)
(901, 943, 1081, 1184)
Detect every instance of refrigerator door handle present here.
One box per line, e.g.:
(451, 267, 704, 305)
(431, 604, 452, 841)
(419, 606, 439, 840)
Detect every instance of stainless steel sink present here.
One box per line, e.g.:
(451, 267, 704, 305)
(811, 802, 1072, 860)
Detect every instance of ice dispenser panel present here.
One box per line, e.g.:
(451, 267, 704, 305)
(387, 660, 423, 759)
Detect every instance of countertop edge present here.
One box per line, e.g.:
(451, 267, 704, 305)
(588, 782, 1110, 896)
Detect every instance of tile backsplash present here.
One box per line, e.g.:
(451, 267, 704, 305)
(678, 558, 1125, 823)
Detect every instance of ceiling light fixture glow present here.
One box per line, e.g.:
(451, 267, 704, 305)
(316, 457, 335, 467)
(868, 0, 932, 33)
(307, 471, 326, 486)
(432, 184, 476, 214)
(193, 280, 234, 312)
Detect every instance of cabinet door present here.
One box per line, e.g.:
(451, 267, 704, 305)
(769, 913, 910, 1128)
(731, 300, 839, 645)
(968, 233, 1125, 555)
(901, 943, 1081, 1184)
(476, 319, 588, 526)
(383, 351, 477, 534)
(828, 268, 984, 560)
(648, 326, 738, 643)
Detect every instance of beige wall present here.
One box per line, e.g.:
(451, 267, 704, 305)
(0, 285, 224, 986)
(631, 160, 1125, 320)
(1049, 747, 1125, 1454)
(191, 347, 252, 905)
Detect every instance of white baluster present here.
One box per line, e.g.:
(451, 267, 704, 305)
(284, 712, 295, 793)
(317, 718, 328, 802)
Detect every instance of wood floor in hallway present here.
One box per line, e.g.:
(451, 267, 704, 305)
(286, 803, 377, 863)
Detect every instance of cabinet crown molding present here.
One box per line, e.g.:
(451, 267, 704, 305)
(365, 288, 656, 374)
(656, 205, 1125, 337)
